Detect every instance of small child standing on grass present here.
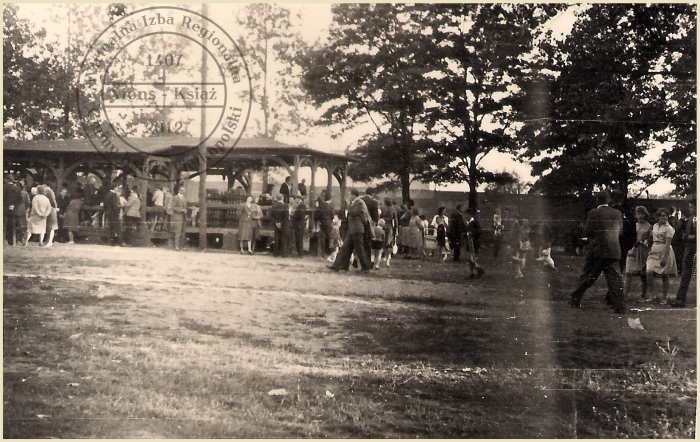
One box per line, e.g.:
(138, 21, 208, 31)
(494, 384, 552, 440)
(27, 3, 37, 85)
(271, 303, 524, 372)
(512, 218, 531, 279)
(381, 216, 394, 268)
(419, 215, 430, 260)
(431, 207, 450, 263)
(326, 215, 343, 263)
(371, 219, 386, 270)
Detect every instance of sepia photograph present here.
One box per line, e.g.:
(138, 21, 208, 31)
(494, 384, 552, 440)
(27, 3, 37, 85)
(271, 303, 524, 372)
(3, 2, 696, 438)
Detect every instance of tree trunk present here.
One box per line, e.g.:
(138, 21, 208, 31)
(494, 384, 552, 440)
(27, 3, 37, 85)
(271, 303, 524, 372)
(401, 139, 411, 204)
(399, 116, 413, 204)
(468, 159, 478, 210)
(401, 171, 411, 205)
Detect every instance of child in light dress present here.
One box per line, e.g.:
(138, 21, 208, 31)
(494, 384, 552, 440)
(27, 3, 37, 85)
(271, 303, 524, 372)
(623, 206, 652, 301)
(326, 215, 343, 263)
(381, 217, 394, 268)
(645, 208, 678, 304)
(430, 207, 450, 263)
(512, 219, 531, 279)
(371, 219, 386, 270)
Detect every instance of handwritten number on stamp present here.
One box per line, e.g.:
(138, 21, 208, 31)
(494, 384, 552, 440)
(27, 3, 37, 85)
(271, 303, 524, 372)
(144, 121, 183, 135)
(146, 54, 183, 67)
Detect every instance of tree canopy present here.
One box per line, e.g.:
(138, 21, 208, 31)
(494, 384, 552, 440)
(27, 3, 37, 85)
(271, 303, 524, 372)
(300, 4, 433, 203)
(523, 4, 696, 197)
(235, 4, 312, 139)
(300, 4, 564, 207)
(5, 4, 696, 197)
(301, 3, 695, 202)
(417, 4, 562, 208)
(3, 4, 73, 139)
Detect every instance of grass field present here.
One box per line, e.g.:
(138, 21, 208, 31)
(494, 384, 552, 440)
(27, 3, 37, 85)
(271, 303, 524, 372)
(3, 243, 696, 438)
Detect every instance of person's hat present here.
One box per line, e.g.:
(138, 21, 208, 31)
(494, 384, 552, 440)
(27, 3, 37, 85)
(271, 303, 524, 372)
(292, 192, 303, 199)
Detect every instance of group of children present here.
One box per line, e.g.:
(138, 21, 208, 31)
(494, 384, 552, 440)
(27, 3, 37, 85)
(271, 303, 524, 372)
(325, 214, 395, 270)
(494, 211, 557, 279)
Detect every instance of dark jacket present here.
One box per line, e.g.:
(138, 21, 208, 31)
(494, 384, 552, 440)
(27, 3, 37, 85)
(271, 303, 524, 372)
(104, 191, 122, 221)
(83, 183, 99, 206)
(360, 195, 379, 223)
(347, 198, 371, 236)
(448, 209, 466, 242)
(270, 201, 289, 227)
(466, 217, 482, 251)
(584, 205, 623, 260)
(3, 183, 23, 215)
(279, 183, 290, 203)
(679, 216, 697, 247)
(317, 200, 335, 227)
(292, 202, 307, 226)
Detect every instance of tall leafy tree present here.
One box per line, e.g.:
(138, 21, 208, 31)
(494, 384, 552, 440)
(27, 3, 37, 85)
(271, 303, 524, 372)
(417, 4, 562, 209)
(656, 4, 696, 196)
(523, 4, 695, 196)
(3, 4, 73, 139)
(235, 4, 311, 139)
(300, 4, 431, 203)
(4, 4, 203, 141)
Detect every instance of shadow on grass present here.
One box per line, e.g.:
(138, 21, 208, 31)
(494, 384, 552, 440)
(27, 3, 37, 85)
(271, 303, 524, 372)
(179, 318, 308, 355)
(337, 307, 518, 367)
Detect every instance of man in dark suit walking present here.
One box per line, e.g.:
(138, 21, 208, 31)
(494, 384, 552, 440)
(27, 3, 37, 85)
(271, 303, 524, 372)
(448, 204, 467, 261)
(359, 188, 379, 265)
(327, 189, 374, 272)
(569, 191, 625, 313)
(671, 199, 696, 308)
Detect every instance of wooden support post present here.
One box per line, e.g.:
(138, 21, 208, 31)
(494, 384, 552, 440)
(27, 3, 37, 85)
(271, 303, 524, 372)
(199, 2, 209, 251)
(309, 160, 317, 229)
(56, 157, 65, 194)
(292, 155, 300, 195)
(262, 159, 269, 194)
(338, 166, 347, 211)
(121, 171, 128, 196)
(326, 165, 333, 198)
(198, 152, 208, 250)
(138, 161, 149, 246)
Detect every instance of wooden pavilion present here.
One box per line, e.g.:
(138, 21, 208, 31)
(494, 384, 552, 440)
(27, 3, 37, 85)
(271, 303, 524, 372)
(3, 136, 351, 249)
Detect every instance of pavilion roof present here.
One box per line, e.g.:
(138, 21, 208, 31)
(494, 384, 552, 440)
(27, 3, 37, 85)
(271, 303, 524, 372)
(3, 136, 351, 163)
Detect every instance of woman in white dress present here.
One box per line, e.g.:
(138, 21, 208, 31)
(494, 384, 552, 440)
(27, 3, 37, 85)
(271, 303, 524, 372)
(645, 208, 678, 304)
(250, 196, 264, 253)
(42, 184, 59, 247)
(237, 195, 256, 254)
(24, 185, 52, 246)
(623, 206, 652, 301)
